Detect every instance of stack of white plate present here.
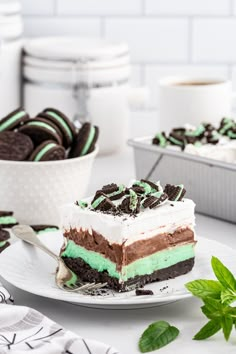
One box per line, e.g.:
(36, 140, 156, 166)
(0, 0, 23, 117)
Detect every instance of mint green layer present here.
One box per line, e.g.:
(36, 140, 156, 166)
(0, 241, 6, 247)
(27, 121, 56, 133)
(0, 111, 25, 131)
(81, 126, 96, 156)
(61, 240, 195, 282)
(0, 216, 17, 225)
(36, 228, 58, 234)
(34, 143, 57, 161)
(46, 111, 73, 140)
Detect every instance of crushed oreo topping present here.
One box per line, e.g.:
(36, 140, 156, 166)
(152, 118, 236, 149)
(91, 191, 115, 212)
(135, 289, 154, 296)
(75, 180, 187, 216)
(101, 183, 118, 194)
(142, 192, 168, 209)
(164, 184, 186, 201)
(168, 132, 186, 150)
(75, 200, 88, 209)
(152, 132, 168, 148)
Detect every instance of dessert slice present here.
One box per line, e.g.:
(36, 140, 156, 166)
(60, 180, 196, 292)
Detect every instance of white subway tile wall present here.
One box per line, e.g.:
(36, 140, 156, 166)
(20, 0, 236, 136)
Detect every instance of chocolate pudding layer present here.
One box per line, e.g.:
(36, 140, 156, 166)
(63, 227, 194, 267)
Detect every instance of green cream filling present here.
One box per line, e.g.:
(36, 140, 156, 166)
(61, 240, 195, 282)
(34, 143, 57, 162)
(0, 111, 25, 131)
(175, 184, 184, 201)
(81, 126, 96, 156)
(37, 228, 58, 234)
(169, 136, 183, 146)
(155, 133, 167, 147)
(0, 216, 17, 225)
(91, 195, 106, 209)
(0, 241, 7, 247)
(27, 122, 56, 133)
(185, 124, 205, 137)
(46, 111, 73, 141)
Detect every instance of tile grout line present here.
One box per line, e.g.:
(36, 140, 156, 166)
(54, 0, 57, 16)
(187, 17, 193, 64)
(100, 17, 105, 38)
(141, 0, 146, 15)
(230, 0, 234, 15)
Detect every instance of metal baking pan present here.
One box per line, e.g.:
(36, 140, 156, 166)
(128, 137, 236, 224)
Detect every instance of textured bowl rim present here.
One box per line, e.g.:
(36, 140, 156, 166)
(0, 146, 99, 166)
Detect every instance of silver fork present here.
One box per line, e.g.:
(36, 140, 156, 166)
(12, 225, 107, 294)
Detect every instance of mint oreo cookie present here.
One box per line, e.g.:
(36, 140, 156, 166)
(69, 122, 99, 158)
(19, 118, 62, 146)
(30, 225, 59, 234)
(0, 211, 18, 228)
(29, 140, 66, 162)
(0, 108, 29, 132)
(0, 228, 10, 253)
(41, 108, 76, 148)
(0, 131, 34, 161)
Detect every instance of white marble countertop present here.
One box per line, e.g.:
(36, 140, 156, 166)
(1, 149, 236, 354)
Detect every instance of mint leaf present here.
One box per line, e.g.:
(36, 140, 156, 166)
(221, 288, 236, 305)
(203, 297, 226, 314)
(221, 316, 233, 341)
(193, 320, 221, 340)
(185, 279, 222, 299)
(139, 321, 179, 353)
(211, 256, 236, 292)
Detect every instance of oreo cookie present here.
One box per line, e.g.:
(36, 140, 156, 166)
(172, 127, 186, 135)
(91, 192, 115, 212)
(105, 184, 126, 201)
(152, 132, 168, 147)
(168, 132, 186, 150)
(0, 211, 18, 228)
(228, 128, 236, 139)
(19, 118, 62, 146)
(30, 225, 59, 234)
(140, 179, 162, 193)
(164, 184, 186, 201)
(142, 192, 168, 209)
(0, 228, 10, 253)
(135, 289, 154, 296)
(185, 124, 205, 139)
(101, 183, 119, 194)
(0, 131, 33, 161)
(119, 190, 140, 214)
(40, 108, 76, 148)
(205, 130, 220, 145)
(218, 118, 235, 135)
(69, 122, 99, 158)
(29, 140, 66, 162)
(0, 108, 29, 132)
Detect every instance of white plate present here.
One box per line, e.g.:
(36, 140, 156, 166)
(0, 232, 235, 309)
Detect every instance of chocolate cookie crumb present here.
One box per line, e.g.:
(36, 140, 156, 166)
(135, 289, 154, 296)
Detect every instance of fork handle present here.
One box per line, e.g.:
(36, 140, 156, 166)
(12, 225, 60, 262)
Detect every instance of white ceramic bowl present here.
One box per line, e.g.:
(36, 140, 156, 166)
(0, 147, 98, 224)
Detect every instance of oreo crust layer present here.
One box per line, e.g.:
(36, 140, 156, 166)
(62, 257, 195, 292)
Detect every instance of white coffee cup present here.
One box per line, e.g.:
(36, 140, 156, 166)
(159, 77, 235, 131)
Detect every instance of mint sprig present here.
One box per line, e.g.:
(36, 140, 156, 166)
(185, 256, 236, 341)
(138, 320, 179, 352)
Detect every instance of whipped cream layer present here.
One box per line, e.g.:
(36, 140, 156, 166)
(164, 133, 236, 163)
(61, 198, 195, 246)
